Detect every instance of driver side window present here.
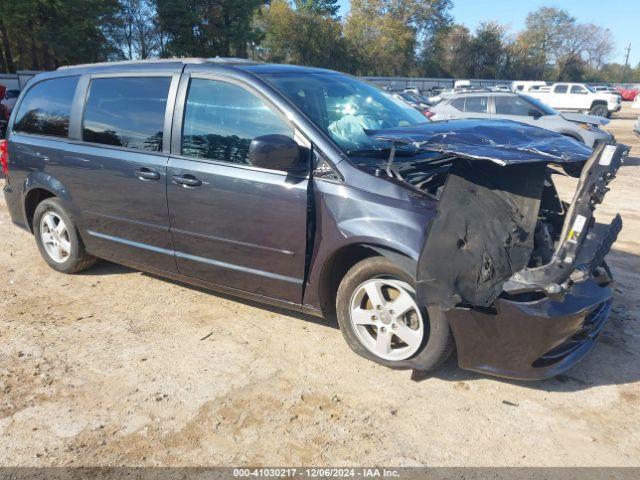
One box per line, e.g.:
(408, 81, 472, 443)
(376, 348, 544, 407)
(181, 78, 293, 164)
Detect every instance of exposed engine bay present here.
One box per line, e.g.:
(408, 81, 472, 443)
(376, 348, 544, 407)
(363, 123, 629, 310)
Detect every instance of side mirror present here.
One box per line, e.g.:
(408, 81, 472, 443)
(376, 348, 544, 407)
(248, 134, 302, 172)
(528, 109, 542, 119)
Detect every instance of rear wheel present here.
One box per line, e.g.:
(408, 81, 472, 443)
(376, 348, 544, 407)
(33, 198, 96, 274)
(336, 256, 454, 371)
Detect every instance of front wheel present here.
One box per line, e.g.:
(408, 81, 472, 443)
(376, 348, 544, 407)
(336, 256, 454, 371)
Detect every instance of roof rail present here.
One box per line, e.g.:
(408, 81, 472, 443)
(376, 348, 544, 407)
(57, 57, 258, 70)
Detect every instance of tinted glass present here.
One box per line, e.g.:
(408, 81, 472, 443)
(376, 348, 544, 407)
(260, 72, 426, 153)
(6, 90, 20, 99)
(451, 98, 465, 111)
(554, 85, 568, 94)
(83, 77, 171, 152)
(13, 76, 78, 137)
(495, 96, 536, 116)
(521, 95, 557, 115)
(570, 85, 587, 94)
(465, 96, 488, 113)
(182, 78, 293, 164)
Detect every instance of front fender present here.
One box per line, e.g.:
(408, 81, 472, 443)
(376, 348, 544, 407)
(303, 177, 435, 312)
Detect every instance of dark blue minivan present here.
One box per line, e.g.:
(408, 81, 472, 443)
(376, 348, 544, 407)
(1, 59, 627, 379)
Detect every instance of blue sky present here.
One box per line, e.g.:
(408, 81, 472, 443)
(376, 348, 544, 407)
(335, 0, 638, 66)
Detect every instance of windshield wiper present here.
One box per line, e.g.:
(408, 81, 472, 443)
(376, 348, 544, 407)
(347, 146, 422, 158)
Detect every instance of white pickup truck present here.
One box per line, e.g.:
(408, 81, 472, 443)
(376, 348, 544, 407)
(527, 83, 621, 118)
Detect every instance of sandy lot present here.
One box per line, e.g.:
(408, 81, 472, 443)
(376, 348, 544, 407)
(1, 105, 639, 467)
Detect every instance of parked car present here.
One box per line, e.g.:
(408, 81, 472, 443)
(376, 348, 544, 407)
(0, 89, 20, 118)
(1, 59, 627, 380)
(394, 91, 431, 115)
(616, 86, 639, 102)
(528, 83, 621, 117)
(634, 116, 640, 137)
(511, 81, 547, 93)
(590, 84, 622, 100)
(430, 91, 613, 148)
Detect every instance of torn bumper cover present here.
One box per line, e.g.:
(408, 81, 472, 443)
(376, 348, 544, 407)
(367, 121, 628, 379)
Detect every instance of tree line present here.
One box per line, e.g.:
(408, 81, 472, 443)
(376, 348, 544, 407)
(0, 0, 638, 83)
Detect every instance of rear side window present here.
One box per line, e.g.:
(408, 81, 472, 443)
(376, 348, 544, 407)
(464, 96, 489, 113)
(554, 85, 568, 94)
(570, 85, 587, 94)
(182, 78, 293, 164)
(82, 77, 171, 152)
(13, 76, 78, 137)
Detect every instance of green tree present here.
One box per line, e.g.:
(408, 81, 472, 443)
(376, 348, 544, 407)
(293, 0, 340, 17)
(259, 0, 349, 70)
(421, 24, 472, 77)
(344, 0, 417, 76)
(0, 0, 121, 72)
(468, 22, 505, 79)
(154, 0, 264, 58)
(516, 7, 614, 81)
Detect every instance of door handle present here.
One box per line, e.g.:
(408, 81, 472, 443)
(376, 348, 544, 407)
(172, 174, 202, 188)
(135, 168, 160, 181)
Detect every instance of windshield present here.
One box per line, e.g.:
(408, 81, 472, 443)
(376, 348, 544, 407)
(260, 72, 427, 154)
(521, 95, 557, 115)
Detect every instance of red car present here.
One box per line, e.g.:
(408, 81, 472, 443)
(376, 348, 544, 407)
(616, 86, 639, 101)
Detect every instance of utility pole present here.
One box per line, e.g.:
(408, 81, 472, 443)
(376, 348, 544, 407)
(623, 43, 631, 82)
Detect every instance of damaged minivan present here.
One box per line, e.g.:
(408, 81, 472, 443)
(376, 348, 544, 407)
(2, 59, 629, 379)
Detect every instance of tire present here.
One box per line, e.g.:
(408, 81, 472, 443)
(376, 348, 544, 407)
(336, 256, 454, 371)
(589, 104, 608, 117)
(33, 197, 96, 274)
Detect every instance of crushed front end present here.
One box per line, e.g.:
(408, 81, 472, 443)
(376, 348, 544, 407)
(367, 121, 628, 379)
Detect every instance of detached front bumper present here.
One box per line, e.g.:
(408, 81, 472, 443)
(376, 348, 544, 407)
(447, 275, 613, 380)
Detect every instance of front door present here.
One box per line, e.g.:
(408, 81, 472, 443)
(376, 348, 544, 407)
(166, 76, 309, 303)
(64, 74, 178, 272)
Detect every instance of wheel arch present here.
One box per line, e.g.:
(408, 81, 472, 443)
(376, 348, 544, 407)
(590, 99, 607, 108)
(560, 131, 585, 144)
(317, 243, 417, 317)
(22, 172, 74, 233)
(24, 188, 57, 233)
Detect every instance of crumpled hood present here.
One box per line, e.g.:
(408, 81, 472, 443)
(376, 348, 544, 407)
(560, 112, 610, 126)
(365, 119, 593, 166)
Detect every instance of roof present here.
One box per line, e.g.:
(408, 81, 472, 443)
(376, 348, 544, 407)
(53, 57, 337, 75)
(443, 90, 519, 98)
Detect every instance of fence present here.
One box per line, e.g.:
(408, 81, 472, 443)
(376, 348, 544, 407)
(0, 71, 40, 91)
(363, 76, 513, 93)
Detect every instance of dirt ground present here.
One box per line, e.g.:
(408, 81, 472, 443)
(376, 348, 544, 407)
(1, 104, 639, 467)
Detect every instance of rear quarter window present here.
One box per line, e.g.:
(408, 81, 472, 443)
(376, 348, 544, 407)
(13, 76, 79, 138)
(450, 98, 465, 111)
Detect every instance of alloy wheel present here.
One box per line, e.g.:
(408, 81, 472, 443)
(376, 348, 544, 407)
(349, 278, 425, 361)
(40, 212, 71, 263)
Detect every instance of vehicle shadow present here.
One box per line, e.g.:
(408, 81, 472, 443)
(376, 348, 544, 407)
(413, 248, 640, 392)
(141, 270, 340, 330)
(622, 155, 640, 166)
(77, 259, 135, 276)
(80, 247, 637, 391)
